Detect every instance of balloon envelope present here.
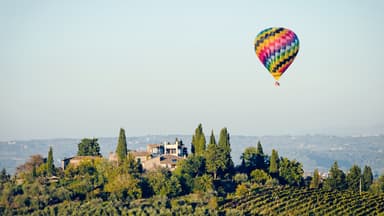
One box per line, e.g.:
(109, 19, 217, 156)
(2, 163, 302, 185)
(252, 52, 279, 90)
(254, 27, 299, 81)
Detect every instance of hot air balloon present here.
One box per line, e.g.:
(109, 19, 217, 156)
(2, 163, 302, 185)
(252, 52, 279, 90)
(254, 27, 299, 86)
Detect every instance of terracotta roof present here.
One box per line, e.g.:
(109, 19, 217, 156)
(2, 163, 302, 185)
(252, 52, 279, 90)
(159, 155, 182, 165)
(62, 156, 102, 161)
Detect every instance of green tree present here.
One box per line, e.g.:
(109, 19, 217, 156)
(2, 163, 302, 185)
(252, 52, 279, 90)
(174, 155, 206, 178)
(346, 164, 362, 192)
(235, 183, 249, 197)
(205, 130, 224, 179)
(193, 174, 214, 193)
(0, 168, 10, 184)
(47, 146, 55, 176)
(146, 168, 171, 196)
(269, 149, 279, 178)
(256, 141, 268, 171)
(191, 123, 206, 155)
(118, 153, 142, 176)
(233, 173, 248, 184)
(369, 174, 384, 194)
(217, 127, 234, 177)
(362, 165, 373, 191)
(77, 138, 101, 156)
(166, 175, 182, 197)
(256, 141, 264, 155)
(323, 161, 347, 191)
(105, 173, 142, 200)
(310, 168, 321, 189)
(241, 142, 266, 175)
(279, 157, 304, 186)
(174, 155, 206, 193)
(250, 169, 271, 185)
(116, 128, 128, 163)
(240, 147, 257, 175)
(209, 130, 216, 145)
(32, 165, 37, 178)
(64, 158, 105, 200)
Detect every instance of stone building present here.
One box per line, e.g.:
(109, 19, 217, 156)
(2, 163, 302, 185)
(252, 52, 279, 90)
(142, 155, 181, 171)
(146, 139, 187, 157)
(109, 138, 188, 171)
(61, 156, 102, 170)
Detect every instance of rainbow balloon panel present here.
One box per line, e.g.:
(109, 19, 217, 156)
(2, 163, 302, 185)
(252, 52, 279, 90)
(254, 27, 299, 81)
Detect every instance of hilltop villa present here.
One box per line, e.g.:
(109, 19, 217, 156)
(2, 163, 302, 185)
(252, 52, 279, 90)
(62, 138, 188, 171)
(108, 138, 188, 171)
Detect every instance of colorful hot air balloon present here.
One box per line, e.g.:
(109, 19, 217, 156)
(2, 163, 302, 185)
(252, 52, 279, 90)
(254, 27, 299, 86)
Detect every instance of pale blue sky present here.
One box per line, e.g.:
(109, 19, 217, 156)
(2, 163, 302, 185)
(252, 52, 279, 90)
(0, 0, 383, 140)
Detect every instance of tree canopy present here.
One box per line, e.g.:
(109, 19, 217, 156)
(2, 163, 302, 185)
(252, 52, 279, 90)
(278, 157, 304, 186)
(191, 123, 206, 156)
(269, 149, 279, 178)
(217, 127, 234, 177)
(346, 164, 361, 192)
(324, 161, 347, 191)
(205, 130, 224, 180)
(116, 128, 128, 163)
(46, 146, 55, 176)
(310, 168, 321, 189)
(241, 142, 267, 175)
(77, 138, 101, 156)
(363, 166, 373, 192)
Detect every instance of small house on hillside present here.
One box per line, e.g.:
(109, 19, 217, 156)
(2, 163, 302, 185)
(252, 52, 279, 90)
(61, 156, 102, 170)
(108, 151, 151, 164)
(131, 151, 151, 163)
(108, 138, 187, 171)
(142, 155, 181, 171)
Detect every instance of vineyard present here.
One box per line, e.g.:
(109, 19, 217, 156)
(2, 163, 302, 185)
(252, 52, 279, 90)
(221, 186, 384, 215)
(4, 186, 383, 215)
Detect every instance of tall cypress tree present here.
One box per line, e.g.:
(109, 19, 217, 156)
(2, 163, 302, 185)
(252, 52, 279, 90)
(191, 123, 206, 156)
(47, 146, 54, 176)
(310, 168, 321, 189)
(32, 166, 37, 178)
(324, 161, 347, 191)
(269, 149, 279, 178)
(0, 168, 10, 184)
(346, 164, 362, 192)
(116, 128, 128, 163)
(206, 130, 224, 179)
(256, 141, 264, 155)
(256, 141, 266, 170)
(217, 127, 234, 177)
(209, 130, 216, 145)
(362, 165, 373, 191)
(0, 168, 7, 182)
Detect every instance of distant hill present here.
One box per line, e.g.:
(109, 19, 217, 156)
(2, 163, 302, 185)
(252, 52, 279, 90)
(0, 134, 383, 175)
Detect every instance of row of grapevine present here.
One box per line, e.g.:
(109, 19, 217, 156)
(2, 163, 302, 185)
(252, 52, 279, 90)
(220, 186, 384, 215)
